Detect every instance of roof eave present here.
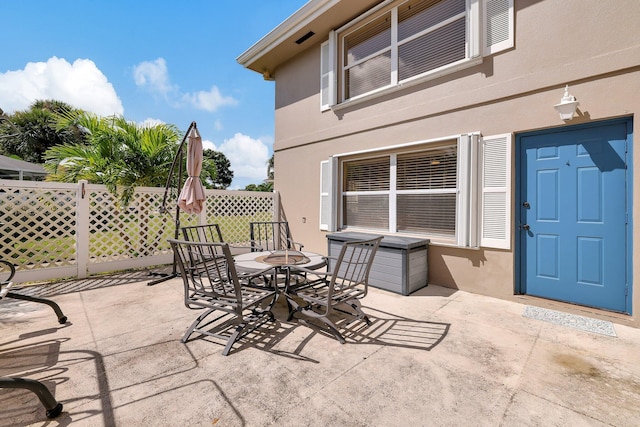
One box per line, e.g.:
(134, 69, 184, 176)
(236, 0, 339, 75)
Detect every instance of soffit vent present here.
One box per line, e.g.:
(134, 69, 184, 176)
(295, 31, 315, 44)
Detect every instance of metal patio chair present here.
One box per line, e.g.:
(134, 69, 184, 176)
(181, 223, 224, 243)
(249, 221, 303, 252)
(284, 236, 383, 344)
(169, 239, 278, 356)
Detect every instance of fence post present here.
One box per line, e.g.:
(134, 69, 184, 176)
(76, 180, 89, 279)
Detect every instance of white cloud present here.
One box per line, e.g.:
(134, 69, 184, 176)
(132, 58, 237, 112)
(132, 58, 175, 96)
(182, 86, 238, 112)
(139, 118, 165, 128)
(218, 133, 270, 180)
(0, 57, 123, 116)
(202, 139, 216, 151)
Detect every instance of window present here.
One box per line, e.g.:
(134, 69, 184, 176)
(320, 133, 512, 249)
(341, 142, 458, 236)
(321, 0, 513, 108)
(343, 157, 390, 230)
(396, 147, 458, 235)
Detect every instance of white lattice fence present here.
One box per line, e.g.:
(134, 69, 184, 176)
(0, 179, 276, 284)
(206, 190, 277, 245)
(0, 181, 78, 279)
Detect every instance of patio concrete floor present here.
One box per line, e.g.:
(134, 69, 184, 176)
(2, 270, 640, 426)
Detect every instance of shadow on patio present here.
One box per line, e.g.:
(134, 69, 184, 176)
(2, 271, 640, 426)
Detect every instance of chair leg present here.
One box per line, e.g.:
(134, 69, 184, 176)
(288, 300, 347, 344)
(334, 300, 371, 326)
(222, 324, 246, 356)
(0, 377, 63, 418)
(6, 292, 68, 324)
(285, 296, 302, 322)
(318, 315, 346, 344)
(181, 308, 216, 343)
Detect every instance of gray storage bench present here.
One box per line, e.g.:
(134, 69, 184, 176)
(327, 232, 429, 296)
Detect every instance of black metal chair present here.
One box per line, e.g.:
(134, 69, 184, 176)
(249, 221, 303, 252)
(0, 259, 65, 419)
(284, 236, 382, 344)
(169, 239, 278, 356)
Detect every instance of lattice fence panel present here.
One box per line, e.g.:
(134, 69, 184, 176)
(206, 191, 275, 245)
(1, 180, 278, 281)
(87, 187, 198, 262)
(0, 186, 77, 272)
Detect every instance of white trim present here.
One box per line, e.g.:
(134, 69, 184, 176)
(237, 0, 339, 67)
(334, 0, 395, 34)
(333, 134, 462, 158)
(331, 57, 483, 111)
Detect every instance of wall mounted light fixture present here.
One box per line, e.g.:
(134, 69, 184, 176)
(553, 85, 579, 120)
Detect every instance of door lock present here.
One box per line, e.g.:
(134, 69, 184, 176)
(521, 224, 530, 230)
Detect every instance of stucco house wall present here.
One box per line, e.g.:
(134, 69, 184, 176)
(240, 0, 640, 326)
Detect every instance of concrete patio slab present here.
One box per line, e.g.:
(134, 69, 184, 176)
(1, 273, 639, 426)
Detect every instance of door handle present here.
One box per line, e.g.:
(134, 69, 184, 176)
(521, 224, 530, 231)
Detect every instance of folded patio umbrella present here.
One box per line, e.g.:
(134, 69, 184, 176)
(177, 125, 206, 214)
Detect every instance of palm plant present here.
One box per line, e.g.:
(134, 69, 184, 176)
(45, 112, 182, 256)
(45, 112, 180, 206)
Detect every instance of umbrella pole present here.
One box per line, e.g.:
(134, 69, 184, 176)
(147, 122, 195, 286)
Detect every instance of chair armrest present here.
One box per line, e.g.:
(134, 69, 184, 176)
(247, 241, 264, 252)
(287, 265, 332, 277)
(287, 238, 304, 251)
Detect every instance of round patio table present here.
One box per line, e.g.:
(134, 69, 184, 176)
(234, 250, 326, 272)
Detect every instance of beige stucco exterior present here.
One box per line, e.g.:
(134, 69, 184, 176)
(240, 0, 640, 326)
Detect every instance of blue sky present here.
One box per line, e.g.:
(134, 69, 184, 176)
(0, 0, 306, 189)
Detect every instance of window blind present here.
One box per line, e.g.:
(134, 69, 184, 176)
(397, 147, 457, 190)
(344, 157, 390, 191)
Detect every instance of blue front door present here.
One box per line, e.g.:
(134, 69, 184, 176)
(517, 119, 632, 313)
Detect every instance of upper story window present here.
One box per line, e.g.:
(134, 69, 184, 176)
(321, 0, 513, 109)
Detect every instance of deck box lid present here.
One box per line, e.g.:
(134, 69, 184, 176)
(327, 232, 429, 250)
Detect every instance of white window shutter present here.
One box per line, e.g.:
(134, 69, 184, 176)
(456, 134, 480, 248)
(483, 0, 514, 56)
(320, 31, 336, 110)
(480, 133, 511, 249)
(319, 157, 336, 231)
(468, 133, 480, 248)
(456, 135, 471, 247)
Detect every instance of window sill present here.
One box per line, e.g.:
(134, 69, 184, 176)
(329, 57, 483, 112)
